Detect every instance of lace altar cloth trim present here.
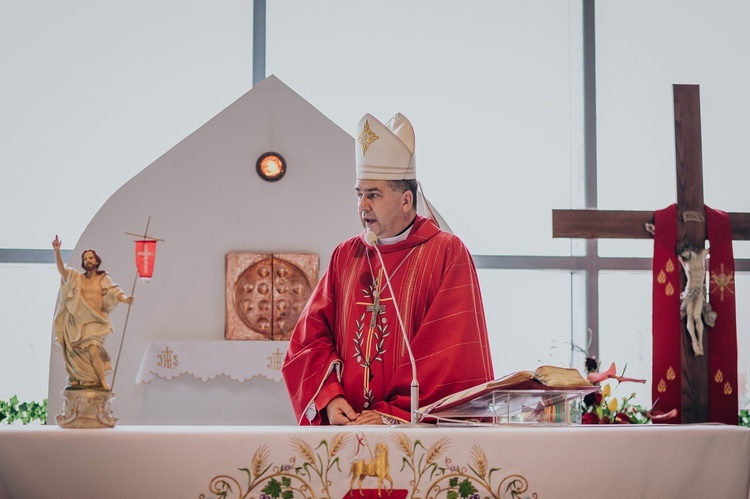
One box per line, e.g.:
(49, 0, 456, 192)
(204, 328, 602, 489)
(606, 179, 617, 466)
(135, 340, 288, 384)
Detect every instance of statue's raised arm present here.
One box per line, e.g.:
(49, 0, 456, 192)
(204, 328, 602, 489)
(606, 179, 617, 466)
(52, 235, 69, 279)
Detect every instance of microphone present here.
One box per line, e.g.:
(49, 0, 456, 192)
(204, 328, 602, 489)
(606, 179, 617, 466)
(365, 231, 420, 426)
(364, 230, 379, 246)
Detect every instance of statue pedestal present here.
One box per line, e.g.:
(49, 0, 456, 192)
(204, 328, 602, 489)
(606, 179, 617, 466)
(56, 389, 118, 428)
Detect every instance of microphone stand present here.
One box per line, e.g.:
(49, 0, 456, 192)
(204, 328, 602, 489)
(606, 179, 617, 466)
(366, 232, 420, 426)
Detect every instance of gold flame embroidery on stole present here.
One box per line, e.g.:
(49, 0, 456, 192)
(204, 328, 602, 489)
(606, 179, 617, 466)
(658, 378, 667, 393)
(665, 259, 675, 273)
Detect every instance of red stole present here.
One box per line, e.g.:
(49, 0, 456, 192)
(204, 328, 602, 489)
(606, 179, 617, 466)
(652, 204, 738, 424)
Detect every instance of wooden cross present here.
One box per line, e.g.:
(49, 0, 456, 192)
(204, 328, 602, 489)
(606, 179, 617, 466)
(553, 84, 750, 422)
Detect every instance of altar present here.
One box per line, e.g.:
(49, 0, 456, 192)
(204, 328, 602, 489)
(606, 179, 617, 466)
(0, 424, 748, 498)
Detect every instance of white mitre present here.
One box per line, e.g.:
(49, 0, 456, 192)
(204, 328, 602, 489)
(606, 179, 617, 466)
(356, 113, 416, 180)
(355, 112, 452, 232)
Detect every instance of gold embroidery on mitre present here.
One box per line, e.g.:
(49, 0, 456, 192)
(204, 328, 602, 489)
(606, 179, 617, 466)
(358, 120, 379, 155)
(658, 378, 667, 393)
(666, 366, 676, 381)
(665, 282, 675, 296)
(710, 263, 735, 302)
(714, 369, 724, 383)
(657, 269, 667, 284)
(724, 381, 733, 395)
(665, 259, 675, 273)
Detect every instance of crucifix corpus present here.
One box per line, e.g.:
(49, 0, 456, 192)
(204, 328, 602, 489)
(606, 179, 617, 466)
(553, 84, 750, 424)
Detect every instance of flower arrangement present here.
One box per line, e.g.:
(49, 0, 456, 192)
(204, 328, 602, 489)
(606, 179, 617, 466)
(581, 358, 653, 424)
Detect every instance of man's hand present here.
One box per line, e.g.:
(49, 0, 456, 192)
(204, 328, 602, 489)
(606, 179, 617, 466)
(325, 396, 359, 425)
(346, 410, 385, 425)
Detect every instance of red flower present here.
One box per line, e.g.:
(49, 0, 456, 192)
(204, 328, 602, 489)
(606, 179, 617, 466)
(587, 362, 647, 384)
(614, 413, 631, 424)
(647, 408, 678, 422)
(582, 412, 600, 424)
(587, 362, 617, 384)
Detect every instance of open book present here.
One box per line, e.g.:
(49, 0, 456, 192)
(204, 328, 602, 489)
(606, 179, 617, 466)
(419, 365, 593, 416)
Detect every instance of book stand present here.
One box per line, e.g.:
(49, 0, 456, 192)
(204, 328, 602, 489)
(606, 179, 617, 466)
(422, 387, 599, 427)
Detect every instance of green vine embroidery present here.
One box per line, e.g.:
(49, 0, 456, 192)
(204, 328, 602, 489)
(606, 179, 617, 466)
(390, 432, 534, 499)
(202, 433, 537, 499)
(203, 444, 312, 499)
(204, 433, 350, 499)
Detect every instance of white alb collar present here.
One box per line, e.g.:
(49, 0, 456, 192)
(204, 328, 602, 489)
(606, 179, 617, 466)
(377, 225, 412, 245)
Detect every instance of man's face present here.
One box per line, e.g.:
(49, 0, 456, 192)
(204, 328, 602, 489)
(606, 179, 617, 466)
(355, 179, 412, 239)
(82, 251, 99, 271)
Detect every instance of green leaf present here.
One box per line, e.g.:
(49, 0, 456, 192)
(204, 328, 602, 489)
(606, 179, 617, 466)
(262, 478, 282, 498)
(458, 479, 478, 497)
(0, 397, 47, 425)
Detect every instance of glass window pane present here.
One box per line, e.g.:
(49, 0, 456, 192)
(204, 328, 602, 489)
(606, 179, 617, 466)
(737, 274, 750, 411)
(0, 264, 59, 402)
(596, 1, 750, 259)
(479, 269, 582, 375)
(0, 2, 254, 248)
(267, 1, 584, 256)
(600, 271, 750, 413)
(598, 272, 653, 408)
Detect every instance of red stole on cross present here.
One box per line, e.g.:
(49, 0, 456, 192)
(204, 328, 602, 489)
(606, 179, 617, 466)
(652, 204, 738, 424)
(705, 207, 738, 423)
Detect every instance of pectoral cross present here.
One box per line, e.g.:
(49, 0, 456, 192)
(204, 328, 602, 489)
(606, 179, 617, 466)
(553, 84, 750, 423)
(367, 290, 387, 329)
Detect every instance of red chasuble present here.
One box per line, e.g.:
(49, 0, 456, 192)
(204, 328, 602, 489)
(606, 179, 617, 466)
(282, 216, 495, 425)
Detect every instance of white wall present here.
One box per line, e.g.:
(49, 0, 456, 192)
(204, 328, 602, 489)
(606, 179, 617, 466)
(47, 76, 362, 425)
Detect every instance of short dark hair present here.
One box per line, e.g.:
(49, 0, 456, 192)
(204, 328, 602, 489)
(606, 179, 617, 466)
(386, 179, 418, 209)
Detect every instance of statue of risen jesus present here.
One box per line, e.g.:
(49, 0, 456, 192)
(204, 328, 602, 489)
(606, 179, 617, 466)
(52, 235, 133, 390)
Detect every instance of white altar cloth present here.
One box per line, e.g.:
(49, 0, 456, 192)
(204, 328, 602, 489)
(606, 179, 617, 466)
(0, 424, 748, 499)
(135, 340, 288, 384)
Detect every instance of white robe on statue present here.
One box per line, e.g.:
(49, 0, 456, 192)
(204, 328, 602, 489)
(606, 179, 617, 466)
(53, 268, 123, 387)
